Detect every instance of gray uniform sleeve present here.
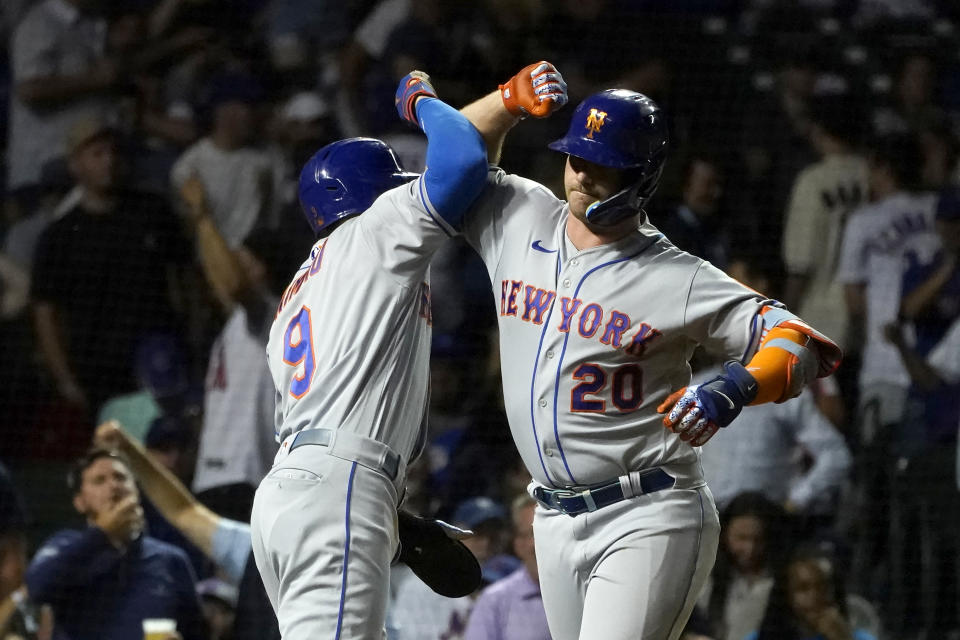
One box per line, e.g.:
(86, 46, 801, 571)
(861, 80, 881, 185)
(460, 168, 509, 266)
(683, 260, 773, 362)
(356, 177, 457, 285)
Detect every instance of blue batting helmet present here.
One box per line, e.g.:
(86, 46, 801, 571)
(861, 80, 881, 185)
(298, 137, 418, 235)
(548, 89, 669, 226)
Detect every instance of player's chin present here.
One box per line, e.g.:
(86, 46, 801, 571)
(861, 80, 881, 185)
(568, 195, 593, 222)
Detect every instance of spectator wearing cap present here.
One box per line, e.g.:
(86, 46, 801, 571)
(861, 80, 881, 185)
(389, 497, 509, 640)
(464, 494, 551, 640)
(25, 448, 206, 640)
(31, 116, 190, 414)
(97, 333, 201, 446)
(170, 71, 281, 247)
(6, 0, 121, 193)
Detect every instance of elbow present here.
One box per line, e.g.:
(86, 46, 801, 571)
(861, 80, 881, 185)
(423, 122, 488, 226)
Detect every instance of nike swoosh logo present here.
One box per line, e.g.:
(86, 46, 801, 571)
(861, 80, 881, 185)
(715, 391, 735, 409)
(531, 240, 557, 253)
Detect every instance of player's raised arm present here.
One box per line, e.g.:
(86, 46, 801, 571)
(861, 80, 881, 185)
(395, 71, 488, 229)
(459, 61, 568, 164)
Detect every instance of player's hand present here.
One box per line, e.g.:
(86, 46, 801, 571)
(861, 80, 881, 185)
(395, 71, 437, 128)
(93, 420, 128, 452)
(657, 361, 758, 446)
(499, 61, 567, 119)
(93, 495, 144, 547)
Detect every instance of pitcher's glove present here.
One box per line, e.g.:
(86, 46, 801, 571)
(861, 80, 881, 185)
(499, 61, 567, 118)
(396, 70, 438, 127)
(657, 360, 758, 446)
(397, 510, 481, 598)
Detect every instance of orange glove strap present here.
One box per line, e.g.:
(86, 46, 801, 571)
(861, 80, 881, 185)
(745, 327, 808, 405)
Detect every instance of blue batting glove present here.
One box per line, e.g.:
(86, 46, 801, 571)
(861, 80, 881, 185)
(658, 361, 758, 446)
(396, 71, 438, 128)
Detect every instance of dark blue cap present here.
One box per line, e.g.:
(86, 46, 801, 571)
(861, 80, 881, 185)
(134, 333, 188, 398)
(452, 496, 507, 529)
(144, 415, 193, 451)
(481, 553, 521, 584)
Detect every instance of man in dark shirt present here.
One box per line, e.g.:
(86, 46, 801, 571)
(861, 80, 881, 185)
(656, 153, 730, 270)
(31, 116, 187, 412)
(25, 448, 205, 639)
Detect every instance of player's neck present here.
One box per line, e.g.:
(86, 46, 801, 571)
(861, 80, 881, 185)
(565, 214, 636, 250)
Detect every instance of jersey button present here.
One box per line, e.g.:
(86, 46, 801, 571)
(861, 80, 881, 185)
(538, 398, 547, 408)
(546, 350, 554, 359)
(544, 448, 554, 457)
(562, 278, 571, 288)
(571, 259, 579, 266)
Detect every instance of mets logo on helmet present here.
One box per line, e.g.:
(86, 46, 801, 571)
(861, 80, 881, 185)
(585, 109, 607, 139)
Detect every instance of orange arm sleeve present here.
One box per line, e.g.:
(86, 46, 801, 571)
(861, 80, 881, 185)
(745, 327, 809, 405)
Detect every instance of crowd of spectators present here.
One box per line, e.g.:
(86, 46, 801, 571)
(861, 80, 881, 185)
(2, 0, 960, 639)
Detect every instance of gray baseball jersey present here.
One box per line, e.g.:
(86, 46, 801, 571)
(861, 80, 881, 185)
(252, 176, 450, 638)
(266, 178, 449, 462)
(460, 169, 820, 640)
(462, 170, 776, 489)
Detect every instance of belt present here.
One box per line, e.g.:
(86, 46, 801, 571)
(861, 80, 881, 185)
(289, 428, 401, 481)
(532, 468, 676, 517)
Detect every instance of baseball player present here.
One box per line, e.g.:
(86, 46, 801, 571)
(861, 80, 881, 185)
(249, 74, 493, 639)
(447, 63, 843, 640)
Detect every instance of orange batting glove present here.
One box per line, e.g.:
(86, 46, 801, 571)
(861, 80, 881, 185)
(499, 61, 568, 119)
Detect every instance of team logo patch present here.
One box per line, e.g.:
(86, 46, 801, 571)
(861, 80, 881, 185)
(585, 109, 607, 139)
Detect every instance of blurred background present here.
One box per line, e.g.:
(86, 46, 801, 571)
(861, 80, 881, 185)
(1, 0, 960, 639)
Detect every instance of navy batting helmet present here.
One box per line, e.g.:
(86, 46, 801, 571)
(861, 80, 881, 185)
(299, 137, 418, 235)
(548, 89, 669, 226)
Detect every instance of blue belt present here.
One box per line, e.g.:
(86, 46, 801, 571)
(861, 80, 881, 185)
(290, 428, 401, 481)
(533, 468, 676, 517)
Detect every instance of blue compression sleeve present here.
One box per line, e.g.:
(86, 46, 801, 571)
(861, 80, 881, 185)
(414, 97, 487, 229)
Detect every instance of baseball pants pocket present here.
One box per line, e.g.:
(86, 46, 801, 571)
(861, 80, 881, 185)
(251, 452, 398, 640)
